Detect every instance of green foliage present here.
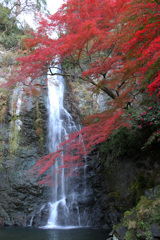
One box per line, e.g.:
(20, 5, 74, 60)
(0, 50, 17, 66)
(108, 191, 127, 212)
(35, 100, 44, 149)
(99, 127, 143, 161)
(0, 130, 5, 165)
(0, 90, 9, 122)
(0, 32, 23, 49)
(0, 3, 11, 32)
(117, 186, 160, 240)
(130, 174, 155, 206)
(0, 3, 24, 49)
(9, 120, 19, 155)
(125, 230, 138, 240)
(130, 97, 160, 149)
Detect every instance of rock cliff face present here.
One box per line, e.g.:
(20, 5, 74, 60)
(1, 45, 160, 235)
(91, 138, 160, 239)
(0, 46, 109, 228)
(0, 45, 50, 226)
(0, 89, 50, 226)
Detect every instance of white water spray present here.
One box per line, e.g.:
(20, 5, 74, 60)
(45, 68, 88, 228)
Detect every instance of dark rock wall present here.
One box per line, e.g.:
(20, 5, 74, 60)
(0, 88, 50, 226)
(1, 82, 160, 230)
(1, 48, 159, 231)
(87, 144, 160, 232)
(0, 46, 111, 228)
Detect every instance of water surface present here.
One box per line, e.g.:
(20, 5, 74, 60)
(0, 227, 109, 240)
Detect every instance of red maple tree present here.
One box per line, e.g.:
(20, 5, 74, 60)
(6, 0, 160, 183)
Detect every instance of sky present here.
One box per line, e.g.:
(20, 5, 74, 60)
(47, 0, 64, 14)
(18, 0, 64, 29)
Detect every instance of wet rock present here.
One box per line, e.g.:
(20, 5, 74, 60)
(0, 218, 4, 226)
(108, 212, 122, 225)
(150, 224, 160, 238)
(0, 83, 50, 226)
(78, 195, 95, 206)
(116, 226, 127, 240)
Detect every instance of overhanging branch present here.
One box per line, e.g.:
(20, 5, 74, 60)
(48, 72, 116, 99)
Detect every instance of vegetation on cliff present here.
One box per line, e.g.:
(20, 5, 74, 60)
(0, 0, 47, 49)
(114, 186, 160, 240)
(0, 0, 160, 232)
(6, 0, 159, 184)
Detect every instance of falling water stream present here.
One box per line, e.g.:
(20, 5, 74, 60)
(0, 70, 110, 240)
(45, 68, 87, 228)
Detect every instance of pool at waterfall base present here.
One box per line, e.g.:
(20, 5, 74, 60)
(0, 226, 110, 240)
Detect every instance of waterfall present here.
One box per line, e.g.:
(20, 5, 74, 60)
(45, 68, 89, 228)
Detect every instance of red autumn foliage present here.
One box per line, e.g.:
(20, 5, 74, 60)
(117, 0, 160, 96)
(34, 109, 129, 185)
(6, 0, 160, 183)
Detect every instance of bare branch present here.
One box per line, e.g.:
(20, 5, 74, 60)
(48, 71, 116, 99)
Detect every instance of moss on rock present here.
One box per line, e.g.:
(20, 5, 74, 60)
(9, 119, 20, 154)
(35, 100, 44, 149)
(114, 186, 160, 240)
(0, 90, 9, 122)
